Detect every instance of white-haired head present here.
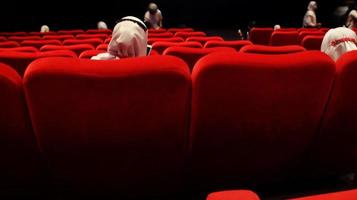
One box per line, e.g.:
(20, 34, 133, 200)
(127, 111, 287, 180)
(40, 25, 50, 33)
(97, 21, 108, 30)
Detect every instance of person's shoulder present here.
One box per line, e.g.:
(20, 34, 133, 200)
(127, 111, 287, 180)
(306, 10, 315, 16)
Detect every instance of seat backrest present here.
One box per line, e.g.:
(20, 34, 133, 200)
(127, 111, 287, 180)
(168, 28, 194, 33)
(204, 40, 252, 51)
(207, 190, 261, 200)
(86, 29, 112, 34)
(190, 51, 335, 189)
(0, 32, 27, 37)
(163, 46, 236, 71)
(174, 31, 206, 39)
(301, 35, 324, 50)
(270, 31, 299, 46)
(0, 46, 39, 53)
(96, 43, 108, 51)
(78, 50, 106, 59)
(297, 31, 325, 44)
(76, 34, 108, 40)
(21, 40, 62, 49)
(152, 41, 203, 54)
(8, 36, 42, 43)
(23, 56, 191, 198)
(40, 44, 95, 56)
(57, 30, 84, 35)
(148, 37, 184, 45)
(0, 63, 43, 189)
(239, 44, 306, 54)
(43, 35, 75, 41)
(0, 41, 20, 48)
(148, 28, 167, 34)
(63, 38, 103, 47)
(0, 36, 6, 42)
(186, 36, 224, 46)
(148, 32, 174, 38)
(249, 28, 274, 45)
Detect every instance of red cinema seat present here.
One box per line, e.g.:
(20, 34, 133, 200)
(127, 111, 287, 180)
(78, 50, 106, 59)
(289, 189, 357, 200)
(57, 29, 85, 35)
(276, 28, 297, 32)
(311, 51, 357, 175)
(23, 56, 190, 198)
(28, 31, 56, 36)
(204, 40, 252, 51)
(168, 28, 194, 33)
(270, 31, 299, 46)
(190, 51, 335, 190)
(104, 37, 112, 44)
(148, 37, 184, 45)
(319, 28, 330, 33)
(43, 35, 75, 41)
(163, 46, 235, 70)
(152, 41, 202, 54)
(148, 28, 167, 33)
(249, 27, 274, 45)
(0, 36, 7, 42)
(76, 34, 108, 40)
(174, 31, 207, 39)
(298, 28, 320, 32)
(186, 36, 224, 45)
(86, 29, 112, 34)
(0, 32, 26, 36)
(297, 31, 325, 44)
(96, 43, 108, 51)
(40, 44, 94, 56)
(0, 46, 39, 53)
(63, 38, 103, 47)
(148, 32, 174, 38)
(21, 40, 62, 49)
(0, 63, 43, 190)
(0, 41, 20, 48)
(301, 35, 324, 50)
(0, 51, 76, 77)
(8, 36, 42, 43)
(207, 190, 261, 200)
(239, 44, 305, 54)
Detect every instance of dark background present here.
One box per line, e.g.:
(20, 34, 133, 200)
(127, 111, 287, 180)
(0, 0, 344, 31)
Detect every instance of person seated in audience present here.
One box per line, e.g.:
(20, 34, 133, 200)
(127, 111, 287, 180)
(144, 3, 163, 29)
(346, 9, 357, 28)
(321, 27, 357, 61)
(91, 16, 148, 60)
(274, 24, 281, 30)
(40, 25, 50, 33)
(303, 1, 322, 28)
(97, 21, 108, 30)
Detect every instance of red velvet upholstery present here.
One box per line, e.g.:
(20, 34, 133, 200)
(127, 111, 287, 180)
(148, 32, 174, 38)
(96, 43, 108, 51)
(63, 38, 103, 47)
(76, 34, 108, 40)
(239, 44, 305, 54)
(168, 28, 194, 33)
(40, 44, 95, 56)
(104, 37, 112, 44)
(57, 30, 84, 35)
(23, 56, 191, 197)
(0, 51, 76, 77)
(174, 31, 207, 39)
(0, 46, 39, 53)
(297, 31, 325, 44)
(298, 28, 320, 32)
(28, 31, 56, 36)
(270, 31, 299, 46)
(163, 46, 236, 70)
(207, 190, 260, 200)
(0, 63, 43, 188)
(0, 36, 6, 42)
(204, 40, 252, 51)
(290, 189, 357, 200)
(148, 28, 167, 33)
(43, 35, 75, 41)
(190, 51, 335, 189)
(186, 36, 224, 45)
(78, 50, 106, 59)
(152, 41, 203, 54)
(276, 28, 297, 32)
(301, 36, 324, 50)
(311, 51, 357, 174)
(20, 40, 62, 49)
(148, 37, 184, 45)
(86, 29, 112, 34)
(8, 36, 42, 43)
(0, 32, 26, 36)
(249, 28, 274, 45)
(0, 41, 20, 48)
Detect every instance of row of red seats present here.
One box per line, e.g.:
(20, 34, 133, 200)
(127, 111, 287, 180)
(1, 50, 357, 198)
(0, 29, 112, 37)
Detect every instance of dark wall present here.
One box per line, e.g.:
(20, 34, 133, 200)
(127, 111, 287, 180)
(0, 0, 342, 31)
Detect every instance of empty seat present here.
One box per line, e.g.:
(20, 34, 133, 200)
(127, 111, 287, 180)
(239, 44, 305, 54)
(298, 28, 320, 32)
(163, 46, 235, 70)
(270, 31, 299, 46)
(0, 46, 38, 53)
(24, 55, 191, 198)
(148, 32, 174, 38)
(207, 190, 260, 200)
(301, 35, 324, 50)
(276, 28, 298, 32)
(0, 32, 26, 36)
(148, 28, 167, 33)
(40, 44, 94, 56)
(43, 35, 75, 41)
(76, 34, 108, 40)
(86, 29, 112, 34)
(152, 41, 202, 54)
(78, 50, 106, 59)
(21, 40, 62, 49)
(290, 189, 357, 200)
(0, 36, 7, 42)
(297, 31, 325, 44)
(0, 63, 43, 191)
(148, 37, 184, 45)
(57, 30, 85, 35)
(28, 31, 56, 36)
(167, 28, 194, 33)
(96, 43, 108, 51)
(174, 31, 206, 39)
(190, 51, 335, 190)
(0, 41, 20, 48)
(63, 38, 103, 47)
(8, 36, 42, 43)
(186, 36, 224, 45)
(249, 27, 274, 45)
(204, 40, 252, 51)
